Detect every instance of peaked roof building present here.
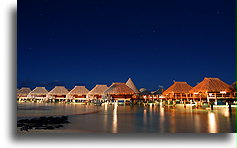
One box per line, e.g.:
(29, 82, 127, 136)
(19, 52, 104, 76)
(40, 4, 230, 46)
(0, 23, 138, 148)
(67, 86, 89, 96)
(17, 87, 31, 96)
(88, 85, 108, 96)
(29, 87, 48, 95)
(48, 86, 69, 95)
(125, 78, 140, 94)
(163, 82, 192, 95)
(189, 77, 231, 93)
(230, 81, 236, 92)
(104, 83, 135, 95)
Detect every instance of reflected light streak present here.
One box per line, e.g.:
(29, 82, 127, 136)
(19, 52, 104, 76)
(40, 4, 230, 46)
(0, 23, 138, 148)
(170, 109, 176, 133)
(159, 105, 165, 133)
(208, 112, 217, 133)
(194, 115, 200, 133)
(149, 104, 153, 128)
(223, 109, 230, 118)
(112, 101, 118, 133)
(104, 103, 108, 111)
(143, 109, 147, 125)
(104, 103, 108, 131)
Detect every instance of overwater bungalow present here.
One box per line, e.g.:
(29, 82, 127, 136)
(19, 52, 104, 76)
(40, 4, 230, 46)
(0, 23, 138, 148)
(104, 83, 135, 103)
(17, 87, 31, 101)
(126, 78, 140, 99)
(151, 88, 165, 100)
(66, 86, 89, 102)
(230, 82, 236, 98)
(27, 87, 49, 102)
(87, 85, 108, 100)
(163, 82, 192, 104)
(47, 86, 69, 102)
(140, 88, 164, 102)
(140, 88, 151, 100)
(16, 88, 19, 97)
(140, 88, 151, 95)
(189, 77, 233, 105)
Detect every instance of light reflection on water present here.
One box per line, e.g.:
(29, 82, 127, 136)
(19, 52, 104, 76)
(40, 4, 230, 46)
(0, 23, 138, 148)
(143, 109, 147, 126)
(112, 102, 118, 133)
(103, 103, 108, 131)
(208, 112, 217, 133)
(159, 105, 165, 133)
(194, 114, 200, 133)
(17, 103, 236, 133)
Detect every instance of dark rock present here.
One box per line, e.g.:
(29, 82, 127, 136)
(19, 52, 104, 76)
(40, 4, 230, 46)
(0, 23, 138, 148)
(55, 125, 63, 128)
(17, 123, 23, 127)
(17, 115, 69, 131)
(46, 126, 54, 130)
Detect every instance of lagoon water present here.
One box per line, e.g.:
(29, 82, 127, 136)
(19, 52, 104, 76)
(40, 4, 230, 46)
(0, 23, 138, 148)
(17, 103, 236, 133)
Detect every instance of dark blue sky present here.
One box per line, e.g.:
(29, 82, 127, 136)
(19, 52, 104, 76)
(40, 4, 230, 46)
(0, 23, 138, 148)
(17, 0, 235, 91)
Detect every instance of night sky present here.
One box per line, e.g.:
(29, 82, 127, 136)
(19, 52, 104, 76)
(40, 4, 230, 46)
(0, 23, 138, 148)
(18, 0, 235, 91)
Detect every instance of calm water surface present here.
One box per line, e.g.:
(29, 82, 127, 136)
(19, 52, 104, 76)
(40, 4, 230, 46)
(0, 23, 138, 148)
(17, 103, 236, 133)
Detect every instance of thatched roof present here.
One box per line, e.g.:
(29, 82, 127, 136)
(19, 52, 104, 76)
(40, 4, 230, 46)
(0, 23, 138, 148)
(125, 78, 140, 94)
(230, 82, 236, 91)
(189, 77, 231, 93)
(68, 86, 89, 95)
(29, 87, 48, 95)
(163, 82, 192, 95)
(139, 88, 151, 95)
(17, 87, 31, 95)
(48, 86, 69, 95)
(88, 85, 108, 95)
(104, 83, 135, 95)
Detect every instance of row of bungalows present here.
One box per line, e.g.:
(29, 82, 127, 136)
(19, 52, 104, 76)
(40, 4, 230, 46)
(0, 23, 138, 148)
(17, 77, 236, 104)
(17, 78, 140, 103)
(162, 77, 236, 105)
